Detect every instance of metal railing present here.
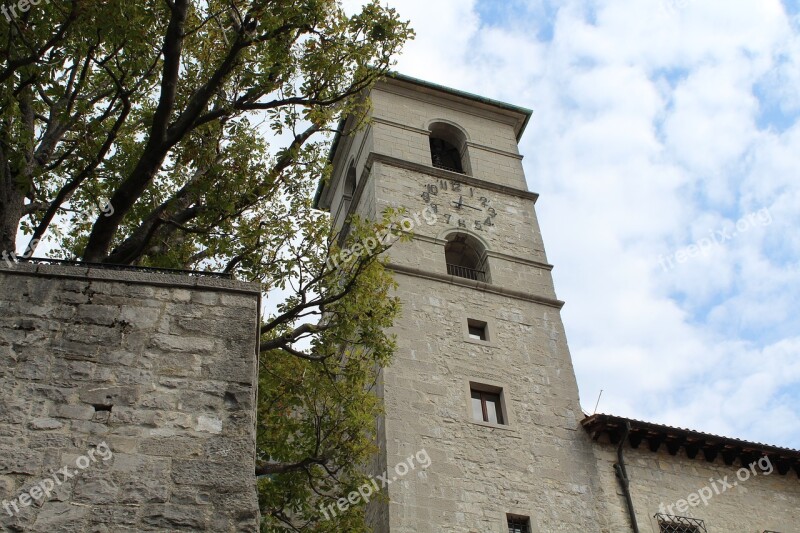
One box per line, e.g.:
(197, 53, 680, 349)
(654, 514, 707, 533)
(507, 516, 530, 533)
(431, 160, 465, 174)
(446, 263, 485, 282)
(6, 256, 233, 279)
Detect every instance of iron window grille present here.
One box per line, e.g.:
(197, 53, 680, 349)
(9, 256, 232, 279)
(430, 137, 464, 174)
(507, 515, 530, 533)
(654, 513, 707, 533)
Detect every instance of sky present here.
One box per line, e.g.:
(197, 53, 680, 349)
(344, 0, 800, 448)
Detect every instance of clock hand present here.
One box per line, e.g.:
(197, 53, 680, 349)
(460, 203, 482, 211)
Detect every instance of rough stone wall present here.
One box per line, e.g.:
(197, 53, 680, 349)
(380, 276, 605, 533)
(0, 263, 261, 532)
(592, 437, 800, 533)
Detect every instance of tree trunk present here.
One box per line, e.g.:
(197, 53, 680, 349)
(0, 155, 24, 256)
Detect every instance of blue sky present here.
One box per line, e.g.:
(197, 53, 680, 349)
(346, 0, 800, 448)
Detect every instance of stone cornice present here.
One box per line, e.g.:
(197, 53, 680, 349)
(386, 263, 564, 309)
(0, 262, 261, 295)
(406, 235, 554, 272)
(370, 117, 524, 161)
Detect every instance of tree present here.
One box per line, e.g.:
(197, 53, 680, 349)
(257, 214, 407, 531)
(1, 0, 412, 530)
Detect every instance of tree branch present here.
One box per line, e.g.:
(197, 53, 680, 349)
(255, 456, 328, 477)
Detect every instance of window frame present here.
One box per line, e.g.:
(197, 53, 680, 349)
(468, 322, 487, 340)
(427, 121, 471, 175)
(499, 510, 539, 533)
(463, 317, 494, 346)
(472, 389, 503, 424)
(506, 515, 531, 533)
(443, 231, 491, 284)
(465, 379, 513, 429)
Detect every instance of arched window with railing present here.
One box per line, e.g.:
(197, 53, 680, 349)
(444, 232, 489, 282)
(429, 122, 469, 174)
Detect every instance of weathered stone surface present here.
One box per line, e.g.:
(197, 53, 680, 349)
(82, 504, 139, 528)
(171, 459, 250, 490)
(0, 446, 43, 475)
(141, 503, 209, 530)
(0, 266, 260, 531)
(29, 418, 64, 430)
(138, 436, 204, 458)
(30, 502, 87, 533)
(117, 476, 170, 504)
(78, 386, 139, 407)
(72, 477, 119, 505)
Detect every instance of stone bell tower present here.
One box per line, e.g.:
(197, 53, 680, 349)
(315, 73, 604, 532)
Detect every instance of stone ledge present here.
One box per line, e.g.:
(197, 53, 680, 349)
(387, 263, 565, 309)
(0, 262, 261, 295)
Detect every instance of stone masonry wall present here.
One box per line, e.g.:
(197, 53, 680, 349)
(0, 263, 261, 532)
(592, 436, 800, 533)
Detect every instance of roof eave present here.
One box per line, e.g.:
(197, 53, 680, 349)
(583, 413, 800, 477)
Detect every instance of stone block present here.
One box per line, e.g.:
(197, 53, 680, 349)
(149, 333, 215, 354)
(171, 459, 250, 490)
(138, 436, 205, 458)
(29, 502, 87, 532)
(0, 445, 43, 474)
(79, 386, 139, 408)
(72, 476, 119, 505)
(141, 503, 209, 530)
(75, 305, 120, 326)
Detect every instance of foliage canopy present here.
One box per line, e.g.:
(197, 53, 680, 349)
(1, 0, 413, 529)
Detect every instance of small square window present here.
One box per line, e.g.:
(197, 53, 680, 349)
(470, 386, 504, 425)
(468, 324, 486, 340)
(507, 515, 531, 533)
(467, 318, 488, 341)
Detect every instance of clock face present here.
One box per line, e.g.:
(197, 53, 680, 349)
(420, 179, 498, 232)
